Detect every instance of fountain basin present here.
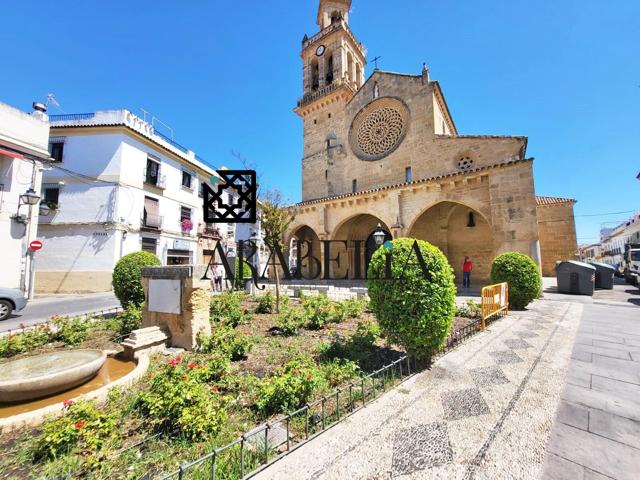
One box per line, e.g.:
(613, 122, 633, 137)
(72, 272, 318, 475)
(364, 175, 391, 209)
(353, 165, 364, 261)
(0, 350, 107, 403)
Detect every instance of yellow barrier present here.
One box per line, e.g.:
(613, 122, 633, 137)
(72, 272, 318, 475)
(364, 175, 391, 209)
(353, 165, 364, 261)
(481, 282, 509, 329)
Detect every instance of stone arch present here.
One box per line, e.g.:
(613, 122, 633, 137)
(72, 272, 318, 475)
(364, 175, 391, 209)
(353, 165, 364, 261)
(289, 225, 322, 279)
(408, 201, 495, 283)
(331, 214, 392, 279)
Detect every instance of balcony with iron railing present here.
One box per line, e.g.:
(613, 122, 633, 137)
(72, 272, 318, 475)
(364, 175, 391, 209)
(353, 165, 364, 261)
(297, 77, 357, 108)
(48, 113, 96, 122)
(141, 214, 163, 230)
(198, 223, 222, 239)
(143, 168, 166, 189)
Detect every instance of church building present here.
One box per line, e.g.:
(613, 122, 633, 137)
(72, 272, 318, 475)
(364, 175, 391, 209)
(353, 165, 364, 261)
(286, 0, 577, 282)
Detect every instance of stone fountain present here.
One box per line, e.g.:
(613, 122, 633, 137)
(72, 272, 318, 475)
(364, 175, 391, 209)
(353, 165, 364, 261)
(0, 350, 106, 403)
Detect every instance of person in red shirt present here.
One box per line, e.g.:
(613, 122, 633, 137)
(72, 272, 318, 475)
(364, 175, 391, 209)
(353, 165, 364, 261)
(462, 257, 473, 288)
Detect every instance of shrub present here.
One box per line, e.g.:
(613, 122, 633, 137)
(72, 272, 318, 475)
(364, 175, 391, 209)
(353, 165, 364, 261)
(341, 298, 367, 318)
(112, 251, 161, 308)
(275, 308, 306, 336)
(256, 356, 327, 415)
(210, 291, 251, 327)
(367, 238, 456, 359)
(301, 295, 344, 330)
(197, 326, 253, 361)
(455, 300, 482, 319)
(320, 359, 360, 387)
(255, 291, 275, 314)
(51, 315, 92, 345)
(490, 252, 542, 310)
(317, 320, 380, 366)
(0, 324, 52, 358)
(234, 259, 253, 290)
(114, 305, 142, 337)
(32, 400, 118, 460)
(136, 355, 230, 440)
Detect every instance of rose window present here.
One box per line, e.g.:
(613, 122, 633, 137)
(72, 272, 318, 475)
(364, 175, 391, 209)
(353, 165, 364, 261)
(457, 157, 475, 171)
(350, 98, 409, 161)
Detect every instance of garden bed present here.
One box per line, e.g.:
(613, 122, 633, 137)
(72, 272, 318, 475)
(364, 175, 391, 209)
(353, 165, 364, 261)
(0, 293, 482, 480)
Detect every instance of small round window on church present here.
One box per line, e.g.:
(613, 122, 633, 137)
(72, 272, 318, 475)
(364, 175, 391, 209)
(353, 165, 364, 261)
(457, 157, 475, 171)
(349, 97, 409, 161)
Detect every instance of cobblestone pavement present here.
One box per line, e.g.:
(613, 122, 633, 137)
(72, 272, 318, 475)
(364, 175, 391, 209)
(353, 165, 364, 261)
(254, 300, 583, 480)
(542, 302, 640, 480)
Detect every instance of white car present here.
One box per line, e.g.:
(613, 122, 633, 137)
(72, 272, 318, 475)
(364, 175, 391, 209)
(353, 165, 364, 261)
(0, 288, 28, 321)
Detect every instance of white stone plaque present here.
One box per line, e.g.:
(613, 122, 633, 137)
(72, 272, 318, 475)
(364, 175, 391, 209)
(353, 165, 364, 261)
(149, 279, 182, 314)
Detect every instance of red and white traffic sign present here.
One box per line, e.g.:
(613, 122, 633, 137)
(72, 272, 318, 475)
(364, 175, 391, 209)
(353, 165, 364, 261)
(29, 240, 43, 251)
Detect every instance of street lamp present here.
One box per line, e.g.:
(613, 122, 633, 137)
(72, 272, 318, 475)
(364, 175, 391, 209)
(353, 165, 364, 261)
(373, 223, 386, 248)
(13, 188, 41, 224)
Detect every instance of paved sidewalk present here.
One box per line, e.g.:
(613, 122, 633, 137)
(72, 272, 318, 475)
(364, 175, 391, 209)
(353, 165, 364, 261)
(542, 302, 640, 480)
(255, 300, 583, 480)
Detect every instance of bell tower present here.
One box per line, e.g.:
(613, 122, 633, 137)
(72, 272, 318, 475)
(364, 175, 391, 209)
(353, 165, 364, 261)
(297, 0, 366, 201)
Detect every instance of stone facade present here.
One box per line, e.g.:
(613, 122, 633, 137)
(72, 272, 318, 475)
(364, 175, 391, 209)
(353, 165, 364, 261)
(536, 197, 579, 276)
(287, 1, 577, 283)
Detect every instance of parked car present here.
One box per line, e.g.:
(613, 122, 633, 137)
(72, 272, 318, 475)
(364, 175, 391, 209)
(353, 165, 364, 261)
(0, 288, 28, 321)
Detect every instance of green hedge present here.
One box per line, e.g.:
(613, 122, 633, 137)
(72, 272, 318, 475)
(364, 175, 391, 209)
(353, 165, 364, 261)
(367, 238, 456, 359)
(490, 252, 541, 310)
(112, 251, 161, 308)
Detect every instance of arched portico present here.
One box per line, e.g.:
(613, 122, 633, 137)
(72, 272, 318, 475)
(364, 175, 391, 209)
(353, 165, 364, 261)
(408, 201, 495, 282)
(331, 214, 391, 279)
(289, 225, 323, 279)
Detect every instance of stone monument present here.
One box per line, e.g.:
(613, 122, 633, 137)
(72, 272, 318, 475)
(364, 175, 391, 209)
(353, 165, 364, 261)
(139, 265, 212, 351)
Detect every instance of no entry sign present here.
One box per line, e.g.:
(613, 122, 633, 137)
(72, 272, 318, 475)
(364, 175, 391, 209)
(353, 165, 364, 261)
(29, 240, 43, 251)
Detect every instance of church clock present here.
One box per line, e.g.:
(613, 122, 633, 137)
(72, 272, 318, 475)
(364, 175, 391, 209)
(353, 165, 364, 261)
(315, 45, 326, 56)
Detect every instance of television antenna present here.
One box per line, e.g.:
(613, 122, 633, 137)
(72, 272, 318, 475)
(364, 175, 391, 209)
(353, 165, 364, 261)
(45, 93, 65, 113)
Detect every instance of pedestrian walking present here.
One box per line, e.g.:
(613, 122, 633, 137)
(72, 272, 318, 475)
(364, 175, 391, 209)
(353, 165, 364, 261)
(462, 256, 473, 288)
(214, 264, 224, 292)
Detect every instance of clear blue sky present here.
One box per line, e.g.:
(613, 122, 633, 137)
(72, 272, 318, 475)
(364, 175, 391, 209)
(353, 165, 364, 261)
(2, 0, 638, 244)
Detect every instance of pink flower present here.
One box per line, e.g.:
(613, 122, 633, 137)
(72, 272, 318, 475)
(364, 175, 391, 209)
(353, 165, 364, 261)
(63, 399, 74, 408)
(168, 358, 179, 368)
(75, 421, 85, 429)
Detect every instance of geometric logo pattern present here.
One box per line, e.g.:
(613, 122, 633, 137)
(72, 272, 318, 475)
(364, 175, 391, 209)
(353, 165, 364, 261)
(203, 170, 257, 224)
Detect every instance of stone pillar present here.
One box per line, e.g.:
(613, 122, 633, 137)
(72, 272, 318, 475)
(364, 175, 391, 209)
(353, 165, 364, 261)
(141, 266, 212, 351)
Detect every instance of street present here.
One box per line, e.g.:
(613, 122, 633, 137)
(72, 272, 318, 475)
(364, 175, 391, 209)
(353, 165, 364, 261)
(0, 292, 120, 333)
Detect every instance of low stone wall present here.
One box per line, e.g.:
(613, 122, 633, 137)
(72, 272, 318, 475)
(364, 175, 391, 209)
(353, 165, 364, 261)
(258, 283, 369, 301)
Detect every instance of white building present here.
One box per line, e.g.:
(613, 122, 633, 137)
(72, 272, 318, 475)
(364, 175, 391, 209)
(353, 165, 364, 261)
(600, 212, 640, 268)
(0, 101, 50, 293)
(36, 110, 229, 293)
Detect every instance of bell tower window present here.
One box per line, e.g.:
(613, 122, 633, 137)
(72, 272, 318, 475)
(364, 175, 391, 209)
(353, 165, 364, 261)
(311, 58, 320, 91)
(326, 54, 334, 85)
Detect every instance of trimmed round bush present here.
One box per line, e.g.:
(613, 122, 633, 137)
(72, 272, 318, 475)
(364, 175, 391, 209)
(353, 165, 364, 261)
(367, 238, 456, 359)
(112, 251, 161, 308)
(490, 252, 542, 310)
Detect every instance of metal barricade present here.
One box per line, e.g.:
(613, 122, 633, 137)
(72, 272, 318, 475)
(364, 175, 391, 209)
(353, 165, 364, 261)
(481, 282, 509, 329)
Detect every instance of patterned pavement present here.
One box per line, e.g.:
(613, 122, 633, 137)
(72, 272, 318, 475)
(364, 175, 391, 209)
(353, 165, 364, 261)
(254, 300, 582, 480)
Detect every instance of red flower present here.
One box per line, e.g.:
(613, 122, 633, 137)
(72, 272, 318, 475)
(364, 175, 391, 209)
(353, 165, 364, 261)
(168, 358, 179, 368)
(75, 421, 85, 429)
(175, 355, 183, 363)
(211, 386, 219, 393)
(188, 363, 196, 370)
(63, 399, 74, 408)
(306, 373, 313, 381)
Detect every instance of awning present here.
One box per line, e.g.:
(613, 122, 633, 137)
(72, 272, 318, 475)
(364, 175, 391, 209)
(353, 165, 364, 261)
(167, 249, 192, 258)
(0, 147, 24, 159)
